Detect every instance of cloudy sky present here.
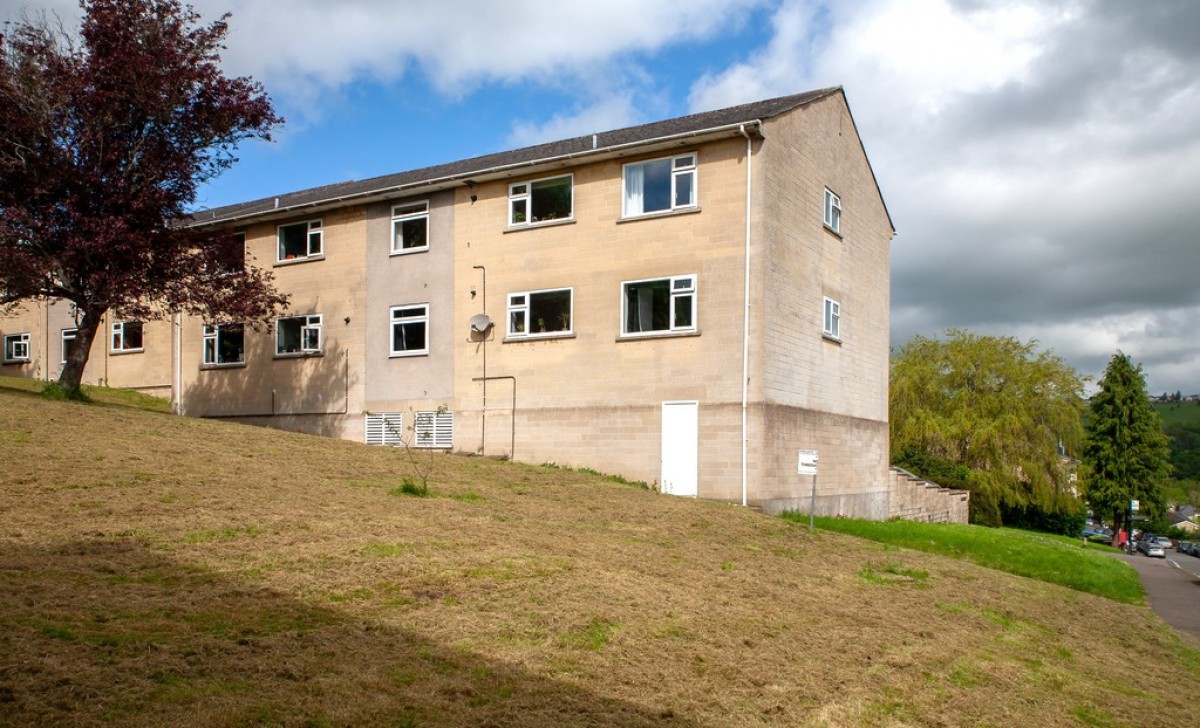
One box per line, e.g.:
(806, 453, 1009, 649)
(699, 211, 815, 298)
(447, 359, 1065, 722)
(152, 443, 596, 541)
(4, 0, 1198, 394)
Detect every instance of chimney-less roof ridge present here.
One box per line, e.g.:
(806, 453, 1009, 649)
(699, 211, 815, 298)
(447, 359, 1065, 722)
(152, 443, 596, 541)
(192, 86, 842, 225)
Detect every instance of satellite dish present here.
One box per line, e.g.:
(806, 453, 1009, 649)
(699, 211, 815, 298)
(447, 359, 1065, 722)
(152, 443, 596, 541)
(469, 313, 494, 333)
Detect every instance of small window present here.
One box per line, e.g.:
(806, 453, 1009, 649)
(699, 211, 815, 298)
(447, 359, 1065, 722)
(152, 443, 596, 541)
(823, 297, 841, 340)
(507, 288, 572, 338)
(622, 275, 696, 336)
(61, 329, 77, 365)
(111, 321, 144, 352)
(277, 220, 323, 262)
(509, 175, 573, 226)
(3, 333, 30, 362)
(276, 314, 323, 355)
(214, 232, 246, 274)
(203, 323, 245, 366)
(824, 188, 841, 234)
(391, 202, 429, 254)
(390, 304, 429, 356)
(623, 153, 697, 217)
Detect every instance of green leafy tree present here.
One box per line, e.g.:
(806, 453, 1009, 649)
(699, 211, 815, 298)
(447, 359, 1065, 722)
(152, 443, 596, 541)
(890, 330, 1087, 527)
(1082, 352, 1172, 532)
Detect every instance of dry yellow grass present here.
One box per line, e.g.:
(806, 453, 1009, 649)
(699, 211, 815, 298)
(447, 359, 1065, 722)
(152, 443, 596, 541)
(0, 383, 1197, 727)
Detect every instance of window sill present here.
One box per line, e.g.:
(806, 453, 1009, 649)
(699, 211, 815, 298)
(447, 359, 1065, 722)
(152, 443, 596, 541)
(389, 351, 429, 358)
(503, 333, 576, 343)
(503, 218, 576, 234)
(822, 334, 842, 345)
(109, 348, 144, 356)
(616, 330, 701, 342)
(200, 362, 247, 371)
(390, 246, 429, 257)
(274, 351, 324, 360)
(617, 206, 701, 224)
(823, 224, 843, 240)
(274, 254, 325, 267)
(2, 360, 30, 366)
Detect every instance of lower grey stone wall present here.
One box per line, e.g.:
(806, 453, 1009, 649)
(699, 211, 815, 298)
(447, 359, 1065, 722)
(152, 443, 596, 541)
(886, 467, 969, 524)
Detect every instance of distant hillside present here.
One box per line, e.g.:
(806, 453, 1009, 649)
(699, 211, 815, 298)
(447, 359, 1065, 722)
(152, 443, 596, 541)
(1155, 400, 1200, 429)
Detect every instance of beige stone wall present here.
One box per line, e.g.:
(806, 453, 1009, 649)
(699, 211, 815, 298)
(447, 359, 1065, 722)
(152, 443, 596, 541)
(180, 206, 369, 440)
(0, 300, 50, 381)
(887, 468, 970, 523)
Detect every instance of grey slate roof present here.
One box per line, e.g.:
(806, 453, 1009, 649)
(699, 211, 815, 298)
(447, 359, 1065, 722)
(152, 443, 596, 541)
(192, 87, 843, 226)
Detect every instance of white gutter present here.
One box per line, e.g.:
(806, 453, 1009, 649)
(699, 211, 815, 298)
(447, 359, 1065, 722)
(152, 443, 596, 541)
(738, 123, 754, 508)
(193, 122, 764, 228)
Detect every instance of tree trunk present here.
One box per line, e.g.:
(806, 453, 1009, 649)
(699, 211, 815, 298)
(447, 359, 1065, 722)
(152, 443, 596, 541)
(56, 305, 106, 397)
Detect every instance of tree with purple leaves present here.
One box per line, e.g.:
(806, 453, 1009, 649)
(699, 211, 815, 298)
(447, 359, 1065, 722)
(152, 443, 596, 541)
(0, 0, 286, 397)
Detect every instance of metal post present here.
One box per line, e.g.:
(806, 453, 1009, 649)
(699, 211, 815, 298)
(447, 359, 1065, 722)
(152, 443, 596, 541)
(809, 473, 817, 533)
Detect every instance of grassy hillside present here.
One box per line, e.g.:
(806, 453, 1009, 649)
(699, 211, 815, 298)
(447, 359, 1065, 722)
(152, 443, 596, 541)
(1, 382, 1197, 726)
(1154, 400, 1200, 429)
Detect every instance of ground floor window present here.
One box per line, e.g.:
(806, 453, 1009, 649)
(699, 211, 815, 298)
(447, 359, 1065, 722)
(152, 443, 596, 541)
(622, 275, 696, 335)
(823, 297, 841, 340)
(276, 314, 322, 355)
(390, 304, 429, 356)
(111, 321, 144, 352)
(203, 324, 245, 366)
(3, 333, 30, 362)
(61, 329, 77, 364)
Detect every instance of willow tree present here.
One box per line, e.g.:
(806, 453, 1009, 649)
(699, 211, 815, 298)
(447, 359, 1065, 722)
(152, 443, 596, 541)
(1082, 352, 1172, 533)
(0, 0, 286, 397)
(890, 330, 1087, 527)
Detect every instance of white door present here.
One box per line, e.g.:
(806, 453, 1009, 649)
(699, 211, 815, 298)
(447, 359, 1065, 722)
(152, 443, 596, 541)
(661, 401, 698, 497)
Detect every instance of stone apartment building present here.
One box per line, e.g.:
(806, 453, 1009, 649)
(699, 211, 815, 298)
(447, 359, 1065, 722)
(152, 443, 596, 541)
(2, 87, 925, 518)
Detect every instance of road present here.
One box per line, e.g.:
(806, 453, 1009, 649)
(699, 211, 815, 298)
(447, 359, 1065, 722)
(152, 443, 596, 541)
(1112, 550, 1200, 639)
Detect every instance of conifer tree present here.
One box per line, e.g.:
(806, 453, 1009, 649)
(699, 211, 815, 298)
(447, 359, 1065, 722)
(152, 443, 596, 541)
(1082, 352, 1172, 532)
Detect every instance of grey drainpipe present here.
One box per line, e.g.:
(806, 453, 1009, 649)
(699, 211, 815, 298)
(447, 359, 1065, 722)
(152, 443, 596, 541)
(738, 123, 754, 508)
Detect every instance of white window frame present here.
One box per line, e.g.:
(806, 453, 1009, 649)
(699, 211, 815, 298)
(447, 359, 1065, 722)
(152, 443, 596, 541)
(508, 174, 574, 227)
(506, 288, 574, 339)
(824, 188, 841, 234)
(621, 274, 697, 337)
(202, 323, 245, 366)
(277, 219, 323, 262)
(622, 152, 698, 218)
(3, 332, 30, 362)
(390, 303, 429, 357)
(391, 201, 429, 255)
(823, 297, 841, 340)
(61, 328, 77, 365)
(110, 321, 144, 353)
(276, 314, 323, 356)
(413, 410, 454, 449)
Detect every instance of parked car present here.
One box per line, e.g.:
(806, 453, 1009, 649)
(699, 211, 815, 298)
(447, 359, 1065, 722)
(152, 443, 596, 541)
(1147, 534, 1174, 550)
(1137, 538, 1166, 558)
(1082, 527, 1113, 544)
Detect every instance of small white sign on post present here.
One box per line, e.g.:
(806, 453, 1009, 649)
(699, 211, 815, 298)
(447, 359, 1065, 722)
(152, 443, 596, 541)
(798, 449, 819, 475)
(1131, 499, 1140, 513)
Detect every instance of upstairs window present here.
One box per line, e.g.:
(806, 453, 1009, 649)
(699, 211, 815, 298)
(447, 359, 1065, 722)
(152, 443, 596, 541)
(622, 275, 696, 336)
(391, 201, 429, 254)
(111, 321, 144, 352)
(276, 314, 323, 355)
(203, 324, 245, 366)
(3, 333, 30, 362)
(823, 297, 841, 340)
(509, 175, 573, 226)
(507, 288, 572, 338)
(278, 220, 323, 262)
(623, 153, 696, 217)
(390, 304, 429, 356)
(213, 232, 246, 274)
(824, 188, 841, 234)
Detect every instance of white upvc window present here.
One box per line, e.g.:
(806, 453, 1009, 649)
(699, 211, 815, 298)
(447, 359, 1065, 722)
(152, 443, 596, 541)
(622, 153, 697, 217)
(390, 303, 429, 357)
(508, 174, 573, 226)
(61, 329, 77, 364)
(507, 288, 573, 338)
(3, 333, 30, 362)
(413, 409, 454, 449)
(202, 323, 245, 366)
(621, 274, 697, 336)
(823, 297, 841, 340)
(824, 188, 841, 234)
(110, 321, 144, 352)
(277, 219, 323, 262)
(276, 314, 323, 355)
(391, 201, 429, 254)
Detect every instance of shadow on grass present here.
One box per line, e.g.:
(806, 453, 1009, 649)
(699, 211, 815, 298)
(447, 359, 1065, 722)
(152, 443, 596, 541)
(0, 538, 695, 727)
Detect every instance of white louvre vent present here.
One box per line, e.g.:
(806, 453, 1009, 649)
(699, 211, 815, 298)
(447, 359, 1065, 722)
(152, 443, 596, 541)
(364, 412, 404, 446)
(413, 410, 454, 449)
